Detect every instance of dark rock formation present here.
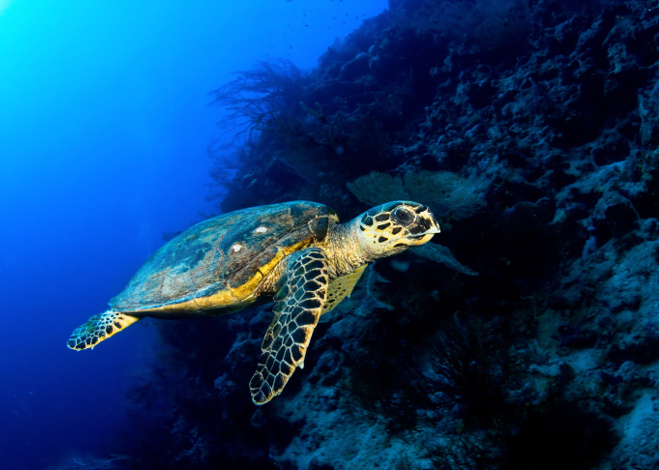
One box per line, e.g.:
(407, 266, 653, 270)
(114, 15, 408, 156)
(122, 1, 659, 468)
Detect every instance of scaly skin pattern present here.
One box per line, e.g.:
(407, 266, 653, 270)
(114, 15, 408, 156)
(67, 200, 440, 405)
(67, 310, 139, 350)
(248, 201, 440, 404)
(109, 201, 336, 312)
(249, 248, 330, 405)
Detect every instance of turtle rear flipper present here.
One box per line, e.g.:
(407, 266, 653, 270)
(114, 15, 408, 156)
(67, 310, 140, 350)
(250, 247, 329, 405)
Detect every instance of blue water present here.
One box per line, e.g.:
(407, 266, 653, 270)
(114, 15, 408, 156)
(0, 1, 387, 468)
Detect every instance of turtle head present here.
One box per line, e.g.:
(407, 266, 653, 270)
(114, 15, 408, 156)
(355, 201, 440, 259)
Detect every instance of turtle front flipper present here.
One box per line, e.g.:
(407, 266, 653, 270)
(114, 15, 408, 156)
(67, 310, 140, 350)
(250, 247, 329, 405)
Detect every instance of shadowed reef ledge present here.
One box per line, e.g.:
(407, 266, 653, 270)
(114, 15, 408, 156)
(103, 1, 659, 468)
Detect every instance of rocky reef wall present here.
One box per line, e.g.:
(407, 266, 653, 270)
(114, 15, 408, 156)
(124, 1, 659, 468)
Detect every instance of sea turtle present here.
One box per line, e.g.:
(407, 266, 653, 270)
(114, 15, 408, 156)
(68, 200, 440, 404)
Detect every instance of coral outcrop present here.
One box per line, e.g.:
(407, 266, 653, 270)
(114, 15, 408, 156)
(120, 1, 659, 468)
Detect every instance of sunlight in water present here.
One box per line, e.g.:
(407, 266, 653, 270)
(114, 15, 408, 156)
(0, 0, 14, 15)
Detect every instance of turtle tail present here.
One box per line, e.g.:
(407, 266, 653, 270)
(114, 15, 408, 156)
(67, 310, 140, 350)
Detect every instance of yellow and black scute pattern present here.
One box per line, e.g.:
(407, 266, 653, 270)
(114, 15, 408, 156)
(249, 247, 330, 405)
(109, 201, 334, 312)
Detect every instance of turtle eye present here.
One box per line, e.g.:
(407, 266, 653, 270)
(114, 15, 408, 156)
(392, 206, 414, 226)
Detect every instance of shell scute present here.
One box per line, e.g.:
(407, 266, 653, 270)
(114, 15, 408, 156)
(109, 201, 335, 312)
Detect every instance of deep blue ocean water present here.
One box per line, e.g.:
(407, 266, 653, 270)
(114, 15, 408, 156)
(0, 1, 387, 468)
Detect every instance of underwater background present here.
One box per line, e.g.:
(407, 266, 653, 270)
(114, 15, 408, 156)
(2, 0, 659, 469)
(0, 1, 386, 468)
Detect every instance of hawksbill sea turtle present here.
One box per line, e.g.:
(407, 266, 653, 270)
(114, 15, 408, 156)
(67, 200, 440, 404)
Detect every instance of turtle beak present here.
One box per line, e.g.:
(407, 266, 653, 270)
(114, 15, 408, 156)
(409, 211, 440, 245)
(424, 218, 441, 235)
(420, 211, 441, 235)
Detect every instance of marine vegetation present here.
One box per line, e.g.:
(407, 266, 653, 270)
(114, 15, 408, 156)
(104, 0, 659, 468)
(210, 58, 308, 141)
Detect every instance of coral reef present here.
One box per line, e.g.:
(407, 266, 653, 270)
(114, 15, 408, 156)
(116, 0, 659, 468)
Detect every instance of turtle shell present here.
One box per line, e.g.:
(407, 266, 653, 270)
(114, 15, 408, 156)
(109, 201, 336, 315)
